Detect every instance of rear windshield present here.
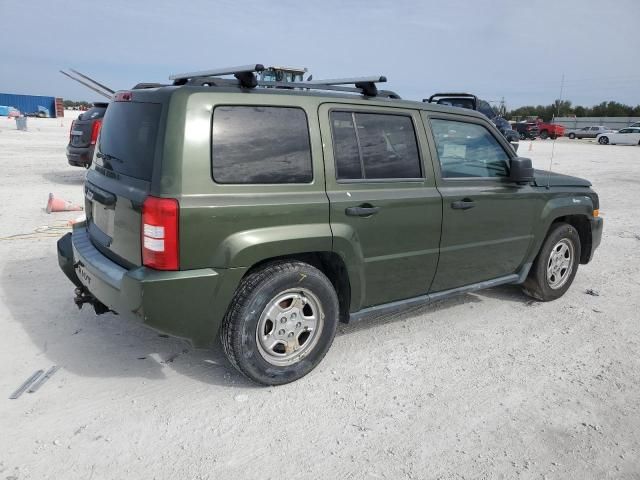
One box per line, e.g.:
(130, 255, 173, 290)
(78, 106, 106, 121)
(97, 102, 162, 180)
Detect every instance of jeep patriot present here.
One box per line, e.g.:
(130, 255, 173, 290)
(58, 65, 603, 385)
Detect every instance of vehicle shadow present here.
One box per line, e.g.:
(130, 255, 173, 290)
(1, 255, 255, 389)
(3, 253, 535, 389)
(41, 170, 86, 185)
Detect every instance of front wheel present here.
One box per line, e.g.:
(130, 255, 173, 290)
(523, 222, 581, 301)
(220, 261, 339, 385)
(540, 130, 549, 139)
(598, 136, 609, 145)
(568, 133, 576, 139)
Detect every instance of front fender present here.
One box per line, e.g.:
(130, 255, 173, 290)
(524, 194, 595, 265)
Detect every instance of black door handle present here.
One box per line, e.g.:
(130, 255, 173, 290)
(345, 205, 380, 217)
(451, 199, 476, 210)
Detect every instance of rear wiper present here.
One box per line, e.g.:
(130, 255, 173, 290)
(96, 152, 124, 163)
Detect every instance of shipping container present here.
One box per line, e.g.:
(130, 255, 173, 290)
(0, 93, 58, 117)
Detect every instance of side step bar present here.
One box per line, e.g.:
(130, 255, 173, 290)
(348, 273, 521, 323)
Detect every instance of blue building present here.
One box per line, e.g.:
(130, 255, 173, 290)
(0, 93, 61, 117)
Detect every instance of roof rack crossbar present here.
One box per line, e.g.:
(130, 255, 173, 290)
(181, 76, 400, 98)
(169, 64, 265, 88)
(305, 76, 387, 86)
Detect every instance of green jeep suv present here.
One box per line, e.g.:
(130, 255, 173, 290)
(58, 65, 603, 385)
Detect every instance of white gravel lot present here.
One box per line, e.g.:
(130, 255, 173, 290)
(0, 114, 639, 479)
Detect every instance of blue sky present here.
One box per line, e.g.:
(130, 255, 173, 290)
(1, 0, 638, 108)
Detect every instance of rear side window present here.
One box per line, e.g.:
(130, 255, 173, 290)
(330, 111, 422, 181)
(430, 119, 510, 178)
(211, 106, 312, 184)
(98, 102, 162, 181)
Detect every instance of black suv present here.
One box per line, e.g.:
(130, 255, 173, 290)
(513, 122, 539, 140)
(425, 93, 520, 150)
(66, 102, 108, 167)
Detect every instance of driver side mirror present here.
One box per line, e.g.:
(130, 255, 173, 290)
(510, 157, 534, 184)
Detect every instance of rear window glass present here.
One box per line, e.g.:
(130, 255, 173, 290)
(330, 111, 422, 181)
(78, 106, 106, 121)
(97, 102, 162, 180)
(211, 106, 312, 184)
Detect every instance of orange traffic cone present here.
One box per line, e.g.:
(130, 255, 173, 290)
(46, 193, 83, 213)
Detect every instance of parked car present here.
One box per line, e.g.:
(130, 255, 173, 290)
(629, 122, 640, 128)
(424, 93, 520, 151)
(566, 126, 613, 139)
(513, 122, 539, 140)
(536, 120, 565, 139)
(66, 102, 108, 167)
(596, 127, 640, 145)
(57, 66, 602, 385)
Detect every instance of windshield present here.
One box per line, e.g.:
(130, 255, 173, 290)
(97, 102, 162, 180)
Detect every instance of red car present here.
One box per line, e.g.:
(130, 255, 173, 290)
(536, 119, 565, 139)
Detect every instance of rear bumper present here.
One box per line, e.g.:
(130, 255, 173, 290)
(57, 226, 246, 347)
(66, 145, 94, 167)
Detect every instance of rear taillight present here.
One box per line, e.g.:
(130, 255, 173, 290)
(90, 119, 102, 145)
(69, 120, 76, 141)
(142, 196, 179, 270)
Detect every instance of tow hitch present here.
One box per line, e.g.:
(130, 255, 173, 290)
(74, 287, 113, 315)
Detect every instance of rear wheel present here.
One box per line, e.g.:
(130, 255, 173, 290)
(540, 130, 549, 139)
(220, 261, 339, 385)
(598, 136, 609, 145)
(519, 132, 526, 140)
(569, 133, 576, 139)
(523, 222, 581, 301)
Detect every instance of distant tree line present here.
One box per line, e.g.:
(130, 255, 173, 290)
(507, 100, 640, 122)
(63, 100, 92, 108)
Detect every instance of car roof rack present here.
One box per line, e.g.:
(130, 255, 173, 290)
(167, 65, 400, 98)
(170, 64, 266, 88)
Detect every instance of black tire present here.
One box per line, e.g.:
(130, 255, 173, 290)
(220, 261, 339, 385)
(540, 130, 549, 139)
(568, 133, 576, 139)
(598, 136, 609, 145)
(519, 132, 526, 140)
(522, 222, 581, 301)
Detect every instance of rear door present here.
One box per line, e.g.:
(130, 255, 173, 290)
(319, 104, 442, 308)
(424, 113, 537, 292)
(84, 98, 164, 267)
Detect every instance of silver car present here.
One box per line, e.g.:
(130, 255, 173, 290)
(566, 126, 613, 139)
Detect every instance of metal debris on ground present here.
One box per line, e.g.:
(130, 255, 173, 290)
(585, 289, 600, 296)
(9, 370, 44, 399)
(28, 366, 60, 393)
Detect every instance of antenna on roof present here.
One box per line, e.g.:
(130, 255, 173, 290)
(169, 64, 265, 88)
(546, 73, 565, 188)
(59, 69, 114, 100)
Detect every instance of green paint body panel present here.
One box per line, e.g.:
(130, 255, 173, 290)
(57, 84, 603, 347)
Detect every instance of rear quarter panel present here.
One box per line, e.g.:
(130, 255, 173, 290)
(159, 90, 332, 270)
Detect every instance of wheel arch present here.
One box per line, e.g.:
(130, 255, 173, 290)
(244, 252, 353, 323)
(525, 196, 596, 267)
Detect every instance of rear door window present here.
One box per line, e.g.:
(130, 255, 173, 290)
(97, 102, 162, 181)
(211, 106, 312, 184)
(330, 111, 422, 181)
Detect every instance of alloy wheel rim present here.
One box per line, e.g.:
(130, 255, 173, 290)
(256, 288, 324, 366)
(546, 239, 574, 289)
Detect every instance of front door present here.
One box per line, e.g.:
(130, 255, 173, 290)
(423, 113, 537, 292)
(319, 104, 442, 309)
